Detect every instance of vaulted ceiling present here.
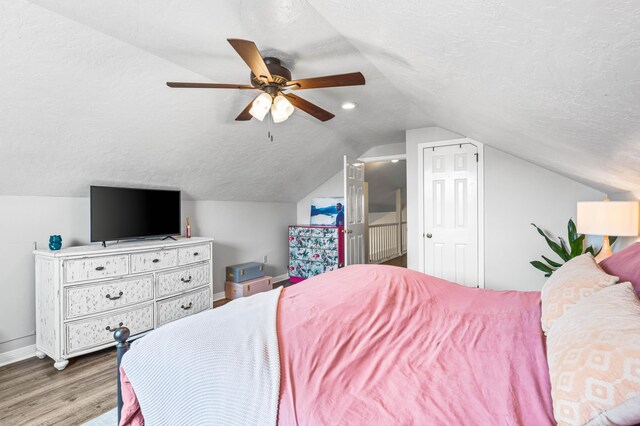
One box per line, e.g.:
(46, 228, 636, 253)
(1, 0, 639, 201)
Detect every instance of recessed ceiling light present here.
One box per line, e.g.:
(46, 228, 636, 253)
(391, 159, 399, 163)
(341, 102, 356, 110)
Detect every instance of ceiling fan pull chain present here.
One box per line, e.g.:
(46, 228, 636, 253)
(267, 110, 274, 142)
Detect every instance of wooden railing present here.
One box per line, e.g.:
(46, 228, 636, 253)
(369, 222, 407, 264)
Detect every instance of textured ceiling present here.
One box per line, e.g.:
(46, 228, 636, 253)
(0, 0, 430, 201)
(308, 0, 640, 195)
(2, 0, 639, 201)
(366, 161, 407, 213)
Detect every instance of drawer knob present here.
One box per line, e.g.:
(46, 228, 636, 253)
(105, 322, 124, 332)
(152, 258, 160, 263)
(193, 252, 199, 256)
(95, 266, 105, 271)
(105, 291, 123, 301)
(181, 276, 192, 283)
(181, 302, 193, 310)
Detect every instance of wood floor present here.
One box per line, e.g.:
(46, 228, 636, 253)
(382, 253, 407, 268)
(0, 280, 292, 425)
(0, 347, 117, 426)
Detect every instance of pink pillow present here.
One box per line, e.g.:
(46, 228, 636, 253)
(600, 242, 640, 294)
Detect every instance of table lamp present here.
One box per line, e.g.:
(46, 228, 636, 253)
(577, 199, 639, 262)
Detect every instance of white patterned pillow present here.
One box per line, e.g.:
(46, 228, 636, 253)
(541, 253, 618, 334)
(546, 282, 640, 426)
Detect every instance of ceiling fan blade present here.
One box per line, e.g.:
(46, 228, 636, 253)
(286, 72, 365, 90)
(235, 98, 255, 121)
(227, 39, 273, 83)
(166, 82, 254, 89)
(284, 94, 335, 122)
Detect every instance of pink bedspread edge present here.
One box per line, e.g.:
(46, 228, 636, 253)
(119, 368, 143, 426)
(120, 265, 554, 425)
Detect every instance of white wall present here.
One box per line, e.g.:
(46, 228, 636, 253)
(608, 190, 640, 250)
(0, 195, 294, 356)
(369, 209, 407, 225)
(296, 170, 344, 225)
(0, 196, 90, 354)
(483, 147, 605, 291)
(184, 200, 293, 288)
(359, 142, 406, 160)
(406, 127, 606, 292)
(369, 212, 396, 225)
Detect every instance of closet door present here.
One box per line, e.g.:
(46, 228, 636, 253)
(422, 143, 478, 287)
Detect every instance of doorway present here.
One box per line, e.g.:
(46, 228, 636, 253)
(418, 139, 484, 287)
(365, 160, 407, 267)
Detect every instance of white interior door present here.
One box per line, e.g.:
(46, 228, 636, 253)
(422, 143, 478, 286)
(344, 156, 365, 265)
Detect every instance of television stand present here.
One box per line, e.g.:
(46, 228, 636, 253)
(162, 236, 177, 241)
(33, 237, 214, 370)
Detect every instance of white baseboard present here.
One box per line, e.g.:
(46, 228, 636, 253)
(213, 291, 226, 302)
(0, 344, 36, 367)
(273, 273, 289, 283)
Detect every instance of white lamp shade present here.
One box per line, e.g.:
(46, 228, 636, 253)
(249, 93, 272, 121)
(271, 105, 288, 123)
(271, 95, 294, 123)
(577, 201, 639, 236)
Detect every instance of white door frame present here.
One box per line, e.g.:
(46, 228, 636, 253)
(356, 154, 407, 264)
(417, 138, 485, 288)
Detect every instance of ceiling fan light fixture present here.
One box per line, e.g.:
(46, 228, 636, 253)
(167, 39, 366, 123)
(249, 93, 272, 121)
(273, 95, 294, 117)
(271, 95, 294, 123)
(271, 104, 289, 123)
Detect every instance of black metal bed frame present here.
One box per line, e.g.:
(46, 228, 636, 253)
(113, 327, 131, 425)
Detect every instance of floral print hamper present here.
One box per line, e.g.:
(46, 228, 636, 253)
(288, 225, 344, 282)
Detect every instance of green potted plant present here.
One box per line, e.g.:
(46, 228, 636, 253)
(530, 219, 616, 277)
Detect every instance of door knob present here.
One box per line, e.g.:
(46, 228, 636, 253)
(425, 233, 432, 238)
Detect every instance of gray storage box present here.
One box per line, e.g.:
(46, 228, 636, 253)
(225, 262, 265, 283)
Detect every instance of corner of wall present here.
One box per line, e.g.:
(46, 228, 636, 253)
(296, 170, 345, 225)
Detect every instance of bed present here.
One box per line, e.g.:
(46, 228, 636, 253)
(115, 264, 556, 425)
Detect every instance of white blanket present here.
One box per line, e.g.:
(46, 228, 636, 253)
(121, 287, 282, 426)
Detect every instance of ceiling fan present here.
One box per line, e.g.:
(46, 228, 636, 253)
(167, 39, 365, 123)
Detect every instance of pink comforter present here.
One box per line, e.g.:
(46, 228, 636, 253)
(122, 265, 554, 425)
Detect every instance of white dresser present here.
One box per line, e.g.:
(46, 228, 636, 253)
(33, 237, 214, 370)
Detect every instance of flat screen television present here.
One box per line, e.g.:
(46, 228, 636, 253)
(90, 186, 181, 243)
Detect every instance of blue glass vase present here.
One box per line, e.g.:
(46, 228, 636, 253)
(49, 235, 62, 251)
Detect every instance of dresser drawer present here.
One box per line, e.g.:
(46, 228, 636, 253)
(65, 255, 129, 283)
(64, 275, 154, 319)
(289, 226, 339, 238)
(156, 264, 210, 298)
(156, 287, 210, 327)
(65, 304, 154, 354)
(178, 244, 211, 266)
(130, 249, 177, 274)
